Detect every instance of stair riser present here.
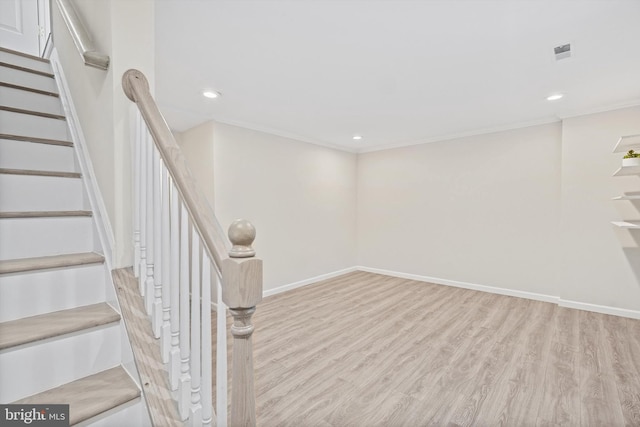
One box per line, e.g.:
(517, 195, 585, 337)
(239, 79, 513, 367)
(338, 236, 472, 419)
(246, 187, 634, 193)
(0, 264, 106, 322)
(0, 139, 76, 172)
(0, 324, 121, 403)
(0, 51, 53, 74)
(0, 85, 63, 115)
(0, 217, 94, 260)
(0, 110, 69, 140)
(0, 65, 57, 93)
(0, 174, 85, 211)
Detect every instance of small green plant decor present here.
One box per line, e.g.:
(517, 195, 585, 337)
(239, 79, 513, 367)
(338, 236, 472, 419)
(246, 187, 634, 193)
(623, 150, 640, 167)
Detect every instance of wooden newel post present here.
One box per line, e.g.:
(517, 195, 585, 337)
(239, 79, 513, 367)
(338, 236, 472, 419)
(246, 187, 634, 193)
(222, 219, 263, 427)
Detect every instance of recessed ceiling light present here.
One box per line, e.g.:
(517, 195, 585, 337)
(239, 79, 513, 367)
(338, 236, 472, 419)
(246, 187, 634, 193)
(203, 90, 220, 99)
(353, 135, 363, 140)
(546, 93, 563, 101)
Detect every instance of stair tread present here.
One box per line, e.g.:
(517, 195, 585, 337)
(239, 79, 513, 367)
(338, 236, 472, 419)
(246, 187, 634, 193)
(14, 366, 140, 426)
(0, 210, 92, 218)
(0, 61, 54, 78)
(0, 105, 65, 120)
(0, 134, 72, 147)
(0, 303, 120, 350)
(0, 47, 50, 64)
(0, 81, 59, 97)
(0, 168, 81, 178)
(0, 252, 105, 274)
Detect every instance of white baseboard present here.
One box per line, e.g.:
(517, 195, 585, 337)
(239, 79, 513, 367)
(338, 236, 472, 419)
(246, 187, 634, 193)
(357, 266, 559, 303)
(263, 267, 358, 298)
(558, 299, 640, 319)
(254, 265, 640, 320)
(356, 266, 640, 319)
(50, 48, 115, 268)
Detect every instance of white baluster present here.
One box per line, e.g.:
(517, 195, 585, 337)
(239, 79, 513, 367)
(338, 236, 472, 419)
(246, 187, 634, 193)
(178, 204, 191, 420)
(145, 131, 155, 314)
(216, 273, 228, 427)
(190, 230, 203, 426)
(138, 123, 148, 294)
(169, 181, 181, 390)
(161, 167, 172, 361)
(201, 257, 213, 427)
(152, 150, 163, 338)
(133, 109, 141, 278)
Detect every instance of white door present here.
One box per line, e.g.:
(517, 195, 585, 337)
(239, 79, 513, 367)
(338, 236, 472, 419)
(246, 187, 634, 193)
(0, 0, 40, 56)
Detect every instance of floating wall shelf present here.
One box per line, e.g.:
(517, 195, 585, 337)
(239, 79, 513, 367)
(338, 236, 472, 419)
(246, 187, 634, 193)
(612, 135, 640, 227)
(611, 221, 640, 229)
(613, 134, 640, 153)
(612, 195, 640, 200)
(613, 166, 640, 177)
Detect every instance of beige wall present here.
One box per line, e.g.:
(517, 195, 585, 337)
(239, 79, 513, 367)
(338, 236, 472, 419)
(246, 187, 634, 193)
(560, 106, 640, 310)
(175, 122, 215, 209)
(52, 0, 155, 267)
(176, 108, 640, 312)
(357, 122, 563, 297)
(358, 107, 640, 312)
(211, 123, 358, 292)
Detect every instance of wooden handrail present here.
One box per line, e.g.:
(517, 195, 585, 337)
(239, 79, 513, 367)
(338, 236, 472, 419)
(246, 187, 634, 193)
(124, 69, 263, 426)
(55, 0, 109, 70)
(122, 69, 230, 269)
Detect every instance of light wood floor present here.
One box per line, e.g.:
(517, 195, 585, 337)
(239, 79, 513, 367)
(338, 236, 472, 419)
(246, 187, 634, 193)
(244, 271, 640, 426)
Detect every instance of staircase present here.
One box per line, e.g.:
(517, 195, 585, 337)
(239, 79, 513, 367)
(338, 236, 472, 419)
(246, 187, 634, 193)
(0, 47, 146, 425)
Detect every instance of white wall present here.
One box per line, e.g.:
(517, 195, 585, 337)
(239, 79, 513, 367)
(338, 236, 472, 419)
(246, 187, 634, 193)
(560, 106, 640, 311)
(52, 0, 155, 267)
(211, 122, 358, 292)
(175, 108, 640, 315)
(175, 122, 215, 209)
(358, 107, 640, 313)
(358, 122, 563, 297)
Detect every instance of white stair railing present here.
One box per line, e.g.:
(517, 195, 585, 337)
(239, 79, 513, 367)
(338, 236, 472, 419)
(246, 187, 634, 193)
(124, 69, 263, 427)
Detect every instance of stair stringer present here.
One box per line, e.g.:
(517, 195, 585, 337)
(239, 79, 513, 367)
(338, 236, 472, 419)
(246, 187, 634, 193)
(48, 48, 152, 426)
(49, 48, 114, 267)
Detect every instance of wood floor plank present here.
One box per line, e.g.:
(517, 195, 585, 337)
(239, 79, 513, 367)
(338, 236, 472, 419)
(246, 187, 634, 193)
(614, 373, 640, 426)
(554, 306, 580, 351)
(579, 310, 626, 426)
(626, 318, 640, 376)
(224, 271, 640, 426)
(426, 298, 547, 425)
(339, 284, 468, 394)
(535, 341, 580, 426)
(601, 313, 638, 381)
(499, 302, 557, 425)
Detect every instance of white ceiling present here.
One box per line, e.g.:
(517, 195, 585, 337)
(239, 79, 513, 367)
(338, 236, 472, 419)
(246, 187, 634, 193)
(155, 0, 640, 152)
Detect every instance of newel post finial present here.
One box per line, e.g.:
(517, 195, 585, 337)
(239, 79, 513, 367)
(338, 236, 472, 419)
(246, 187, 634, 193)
(223, 219, 262, 427)
(228, 219, 256, 258)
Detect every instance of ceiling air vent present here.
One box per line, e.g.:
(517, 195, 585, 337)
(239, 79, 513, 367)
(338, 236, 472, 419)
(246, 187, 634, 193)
(554, 43, 571, 60)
